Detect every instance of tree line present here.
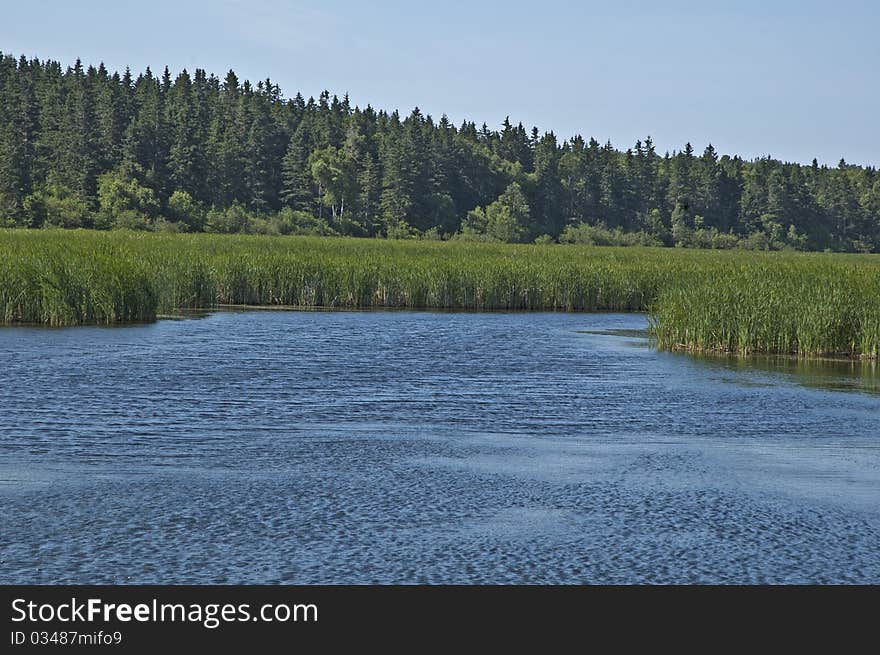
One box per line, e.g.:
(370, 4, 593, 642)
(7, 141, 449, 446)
(1, 53, 878, 251)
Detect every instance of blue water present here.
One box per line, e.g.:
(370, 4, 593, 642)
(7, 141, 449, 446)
(1, 311, 878, 584)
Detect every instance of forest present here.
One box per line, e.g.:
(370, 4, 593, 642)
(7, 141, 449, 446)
(1, 52, 879, 251)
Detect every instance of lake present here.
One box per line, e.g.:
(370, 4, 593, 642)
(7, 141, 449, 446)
(1, 310, 878, 584)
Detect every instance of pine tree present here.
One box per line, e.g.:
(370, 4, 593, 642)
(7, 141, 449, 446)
(167, 70, 201, 198)
(281, 121, 315, 212)
(379, 112, 417, 231)
(120, 67, 168, 198)
(55, 59, 99, 208)
(0, 55, 38, 224)
(93, 65, 126, 174)
(532, 132, 563, 236)
(244, 83, 283, 212)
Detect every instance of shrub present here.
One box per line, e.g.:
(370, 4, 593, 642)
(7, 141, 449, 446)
(25, 184, 92, 228)
(97, 172, 160, 229)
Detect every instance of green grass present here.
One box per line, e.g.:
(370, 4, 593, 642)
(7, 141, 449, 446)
(650, 260, 880, 360)
(1, 229, 878, 359)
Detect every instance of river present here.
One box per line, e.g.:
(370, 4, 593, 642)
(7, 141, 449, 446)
(1, 310, 878, 583)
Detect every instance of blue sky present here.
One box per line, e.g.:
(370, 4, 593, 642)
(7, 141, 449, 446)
(3, 0, 878, 166)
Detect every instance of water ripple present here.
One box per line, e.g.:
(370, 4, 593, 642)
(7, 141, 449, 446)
(1, 311, 878, 583)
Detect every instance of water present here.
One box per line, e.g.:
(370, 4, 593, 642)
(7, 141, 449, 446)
(1, 311, 878, 584)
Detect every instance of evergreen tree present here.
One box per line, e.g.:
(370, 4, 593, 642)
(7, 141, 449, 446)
(379, 112, 417, 232)
(0, 55, 37, 223)
(120, 67, 168, 198)
(281, 121, 316, 212)
(55, 60, 99, 210)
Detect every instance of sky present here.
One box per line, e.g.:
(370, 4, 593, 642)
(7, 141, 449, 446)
(3, 0, 878, 166)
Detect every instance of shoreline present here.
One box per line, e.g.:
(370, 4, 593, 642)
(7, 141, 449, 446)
(9, 301, 875, 365)
(2, 229, 879, 360)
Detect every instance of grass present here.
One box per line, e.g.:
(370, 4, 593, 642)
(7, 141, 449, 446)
(650, 260, 880, 360)
(1, 229, 878, 359)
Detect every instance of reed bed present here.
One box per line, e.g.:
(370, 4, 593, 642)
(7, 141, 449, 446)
(650, 260, 880, 359)
(1, 229, 878, 359)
